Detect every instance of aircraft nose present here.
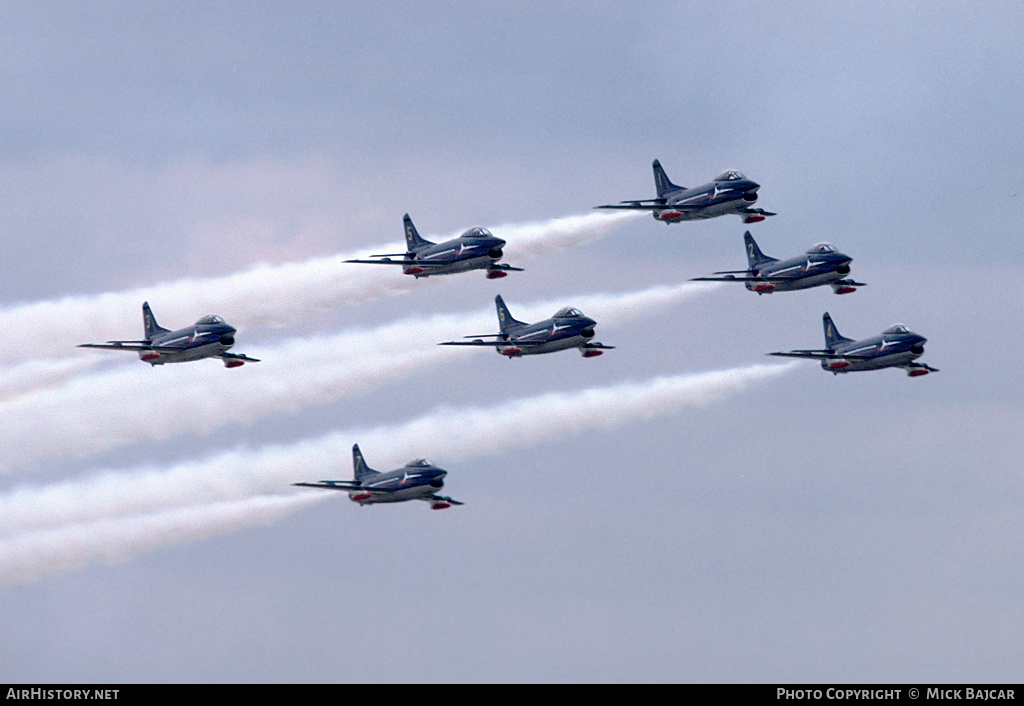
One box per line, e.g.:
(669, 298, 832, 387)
(835, 257, 852, 275)
(742, 183, 760, 202)
(580, 318, 596, 339)
(429, 471, 446, 488)
(911, 336, 926, 355)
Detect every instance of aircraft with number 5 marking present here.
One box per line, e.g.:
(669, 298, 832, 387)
(768, 312, 938, 376)
(692, 231, 865, 295)
(78, 302, 260, 368)
(597, 160, 775, 224)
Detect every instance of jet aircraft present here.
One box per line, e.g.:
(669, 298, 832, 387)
(692, 231, 866, 295)
(768, 312, 938, 376)
(596, 160, 776, 224)
(292, 444, 463, 510)
(78, 302, 260, 368)
(344, 213, 523, 279)
(440, 295, 614, 358)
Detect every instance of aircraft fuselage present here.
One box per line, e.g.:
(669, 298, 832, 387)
(747, 253, 854, 293)
(405, 230, 507, 277)
(823, 333, 928, 374)
(499, 313, 599, 357)
(141, 322, 238, 365)
(349, 467, 448, 505)
(656, 178, 762, 223)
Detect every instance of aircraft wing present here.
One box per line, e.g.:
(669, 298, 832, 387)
(428, 494, 464, 506)
(218, 352, 261, 363)
(292, 481, 388, 493)
(740, 207, 777, 217)
(582, 342, 615, 350)
(439, 338, 548, 348)
(345, 257, 467, 270)
(345, 257, 421, 266)
(78, 341, 151, 352)
(78, 341, 187, 353)
(767, 350, 874, 360)
(595, 200, 699, 212)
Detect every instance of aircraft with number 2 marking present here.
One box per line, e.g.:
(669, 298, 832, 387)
(293, 444, 463, 510)
(439, 294, 614, 358)
(345, 213, 523, 279)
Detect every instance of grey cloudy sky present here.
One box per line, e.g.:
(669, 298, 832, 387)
(0, 1, 1022, 683)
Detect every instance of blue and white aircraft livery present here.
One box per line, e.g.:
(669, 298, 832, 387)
(78, 302, 260, 368)
(292, 444, 463, 510)
(769, 312, 938, 376)
(440, 295, 614, 358)
(344, 213, 523, 279)
(597, 160, 776, 224)
(692, 231, 866, 295)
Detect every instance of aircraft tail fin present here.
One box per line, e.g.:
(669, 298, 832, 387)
(822, 312, 853, 350)
(652, 159, 684, 198)
(495, 295, 527, 335)
(403, 214, 433, 251)
(744, 231, 776, 270)
(352, 444, 380, 482)
(142, 302, 170, 341)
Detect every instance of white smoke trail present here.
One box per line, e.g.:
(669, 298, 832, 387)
(0, 362, 797, 542)
(0, 357, 106, 404)
(0, 281, 718, 474)
(0, 211, 637, 367)
(0, 494, 323, 585)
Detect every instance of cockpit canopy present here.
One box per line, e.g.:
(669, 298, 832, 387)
(196, 315, 225, 326)
(464, 227, 494, 239)
(405, 458, 434, 468)
(715, 170, 746, 182)
(884, 324, 912, 335)
(554, 307, 584, 318)
(807, 242, 837, 254)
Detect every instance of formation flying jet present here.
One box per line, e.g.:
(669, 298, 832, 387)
(344, 213, 523, 279)
(596, 160, 776, 224)
(692, 231, 866, 295)
(78, 302, 260, 368)
(440, 295, 614, 358)
(768, 312, 938, 376)
(293, 444, 463, 510)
